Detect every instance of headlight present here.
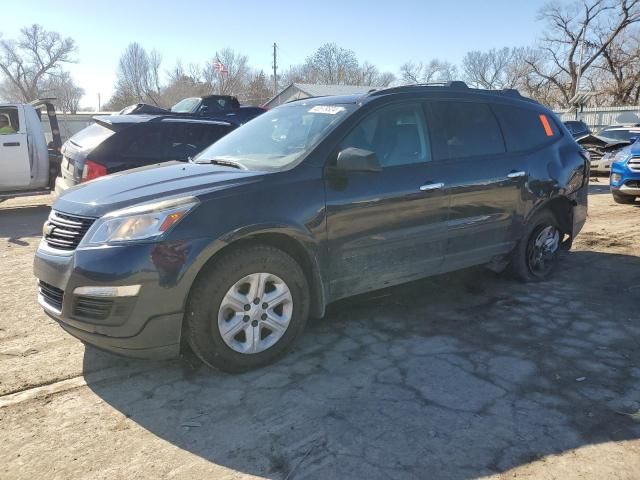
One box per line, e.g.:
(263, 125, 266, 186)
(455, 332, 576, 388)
(82, 197, 199, 246)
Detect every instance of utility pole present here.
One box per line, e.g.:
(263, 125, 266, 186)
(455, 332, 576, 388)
(272, 42, 278, 95)
(97, 93, 101, 112)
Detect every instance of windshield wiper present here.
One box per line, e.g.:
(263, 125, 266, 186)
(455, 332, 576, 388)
(194, 158, 245, 170)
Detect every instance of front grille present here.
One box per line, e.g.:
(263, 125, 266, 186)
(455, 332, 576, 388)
(628, 156, 640, 172)
(73, 296, 113, 321)
(44, 211, 95, 251)
(39, 281, 64, 311)
(625, 180, 640, 188)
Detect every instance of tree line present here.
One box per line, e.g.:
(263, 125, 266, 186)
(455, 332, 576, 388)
(1, 0, 639, 112)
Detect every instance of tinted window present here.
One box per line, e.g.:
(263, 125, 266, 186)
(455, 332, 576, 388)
(340, 103, 431, 168)
(427, 101, 505, 160)
(121, 127, 167, 161)
(165, 123, 232, 161)
(493, 104, 559, 152)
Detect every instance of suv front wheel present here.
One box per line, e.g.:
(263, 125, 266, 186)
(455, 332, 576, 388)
(185, 245, 310, 372)
(511, 211, 562, 282)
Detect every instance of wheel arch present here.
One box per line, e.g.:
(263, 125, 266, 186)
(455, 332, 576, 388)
(527, 195, 576, 245)
(185, 227, 327, 321)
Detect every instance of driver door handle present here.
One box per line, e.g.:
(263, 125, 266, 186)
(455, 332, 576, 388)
(3, 142, 20, 147)
(507, 170, 526, 178)
(419, 182, 445, 191)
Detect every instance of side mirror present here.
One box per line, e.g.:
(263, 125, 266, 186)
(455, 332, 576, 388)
(335, 147, 381, 173)
(198, 105, 209, 115)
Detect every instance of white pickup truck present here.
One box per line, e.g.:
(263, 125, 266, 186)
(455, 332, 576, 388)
(0, 100, 62, 199)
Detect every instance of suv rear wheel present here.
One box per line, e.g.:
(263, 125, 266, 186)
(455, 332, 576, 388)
(185, 245, 310, 372)
(511, 211, 562, 282)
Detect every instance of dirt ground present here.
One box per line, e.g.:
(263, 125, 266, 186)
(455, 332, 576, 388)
(0, 182, 639, 480)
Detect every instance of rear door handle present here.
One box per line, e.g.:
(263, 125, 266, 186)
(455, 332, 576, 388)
(419, 182, 445, 191)
(3, 142, 20, 147)
(507, 170, 526, 178)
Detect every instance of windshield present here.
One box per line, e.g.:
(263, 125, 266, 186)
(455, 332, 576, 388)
(171, 98, 201, 113)
(598, 128, 637, 141)
(194, 103, 355, 169)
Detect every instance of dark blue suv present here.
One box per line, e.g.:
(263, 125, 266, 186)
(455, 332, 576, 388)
(34, 82, 589, 372)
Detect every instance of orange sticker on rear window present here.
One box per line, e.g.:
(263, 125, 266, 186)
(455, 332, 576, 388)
(539, 114, 554, 137)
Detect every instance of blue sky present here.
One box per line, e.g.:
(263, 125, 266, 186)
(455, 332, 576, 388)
(4, 0, 547, 108)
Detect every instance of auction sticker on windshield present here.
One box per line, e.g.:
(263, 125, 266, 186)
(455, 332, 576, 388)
(309, 105, 346, 114)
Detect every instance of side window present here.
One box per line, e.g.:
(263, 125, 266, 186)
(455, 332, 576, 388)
(493, 104, 559, 152)
(0, 107, 19, 135)
(427, 101, 505, 160)
(340, 103, 431, 168)
(121, 127, 168, 161)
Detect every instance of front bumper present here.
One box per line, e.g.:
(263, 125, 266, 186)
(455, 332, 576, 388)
(33, 240, 191, 359)
(610, 163, 640, 197)
(54, 175, 75, 195)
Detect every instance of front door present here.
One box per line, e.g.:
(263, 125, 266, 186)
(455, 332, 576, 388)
(325, 102, 449, 300)
(0, 105, 30, 190)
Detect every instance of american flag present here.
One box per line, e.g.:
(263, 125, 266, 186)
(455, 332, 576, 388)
(213, 60, 228, 73)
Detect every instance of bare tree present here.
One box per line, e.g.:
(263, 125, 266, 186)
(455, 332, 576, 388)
(400, 59, 458, 84)
(201, 48, 250, 95)
(112, 42, 162, 106)
(0, 24, 76, 102)
(595, 27, 640, 104)
(242, 70, 272, 105)
(527, 0, 640, 106)
(42, 71, 84, 113)
(462, 47, 524, 89)
(304, 43, 360, 84)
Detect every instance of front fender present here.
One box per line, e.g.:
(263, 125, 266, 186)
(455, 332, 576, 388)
(179, 223, 327, 318)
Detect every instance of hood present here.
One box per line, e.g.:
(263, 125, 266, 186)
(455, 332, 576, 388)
(54, 161, 264, 217)
(576, 134, 631, 149)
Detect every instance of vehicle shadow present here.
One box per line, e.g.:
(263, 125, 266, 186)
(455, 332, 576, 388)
(588, 182, 611, 195)
(83, 250, 640, 479)
(0, 204, 49, 245)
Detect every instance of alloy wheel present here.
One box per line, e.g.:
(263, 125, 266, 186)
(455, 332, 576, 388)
(217, 272, 293, 354)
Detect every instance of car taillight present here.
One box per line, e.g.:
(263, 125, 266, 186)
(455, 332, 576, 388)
(81, 160, 107, 182)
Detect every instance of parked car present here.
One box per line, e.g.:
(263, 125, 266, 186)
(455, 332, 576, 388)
(34, 82, 589, 372)
(575, 126, 639, 175)
(119, 95, 266, 125)
(0, 100, 62, 199)
(597, 124, 640, 141)
(564, 120, 591, 139)
(55, 115, 236, 194)
(610, 141, 640, 204)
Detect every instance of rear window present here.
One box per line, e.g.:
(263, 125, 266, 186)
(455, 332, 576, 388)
(69, 123, 115, 150)
(427, 101, 506, 160)
(493, 105, 559, 152)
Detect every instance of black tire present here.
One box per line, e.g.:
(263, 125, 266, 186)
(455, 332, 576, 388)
(510, 211, 562, 282)
(185, 245, 310, 372)
(612, 192, 636, 204)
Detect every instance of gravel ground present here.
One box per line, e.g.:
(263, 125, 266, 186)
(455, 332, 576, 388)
(0, 183, 639, 480)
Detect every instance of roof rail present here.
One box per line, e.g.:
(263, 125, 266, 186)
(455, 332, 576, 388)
(367, 81, 469, 97)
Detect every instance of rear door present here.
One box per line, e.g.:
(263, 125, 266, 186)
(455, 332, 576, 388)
(0, 105, 30, 189)
(425, 100, 524, 271)
(325, 101, 449, 300)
